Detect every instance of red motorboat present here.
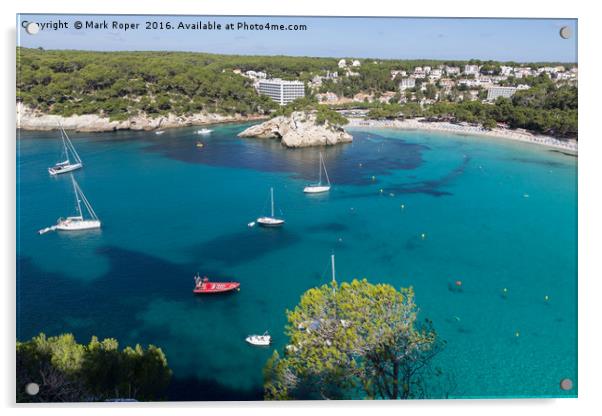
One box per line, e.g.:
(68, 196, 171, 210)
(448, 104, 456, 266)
(193, 274, 240, 294)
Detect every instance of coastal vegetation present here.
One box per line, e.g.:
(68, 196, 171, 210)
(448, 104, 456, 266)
(274, 97, 349, 127)
(263, 279, 447, 400)
(17, 47, 576, 138)
(16, 333, 172, 402)
(17, 48, 279, 121)
(365, 80, 578, 137)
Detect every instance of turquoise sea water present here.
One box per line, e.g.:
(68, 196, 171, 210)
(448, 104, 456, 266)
(16, 123, 577, 400)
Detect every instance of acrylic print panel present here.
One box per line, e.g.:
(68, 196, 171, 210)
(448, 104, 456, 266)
(16, 14, 577, 402)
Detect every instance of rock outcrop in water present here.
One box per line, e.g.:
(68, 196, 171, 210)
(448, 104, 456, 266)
(16, 103, 267, 132)
(237, 111, 353, 148)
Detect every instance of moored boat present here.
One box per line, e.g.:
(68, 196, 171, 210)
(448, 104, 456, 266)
(38, 174, 101, 234)
(245, 331, 271, 346)
(193, 274, 240, 294)
(303, 152, 331, 193)
(256, 187, 284, 227)
(48, 124, 83, 175)
(197, 128, 213, 135)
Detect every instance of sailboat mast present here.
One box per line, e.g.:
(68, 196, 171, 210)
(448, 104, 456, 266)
(60, 125, 70, 163)
(71, 175, 83, 218)
(323, 154, 330, 186)
(270, 187, 275, 218)
(318, 153, 322, 185)
(63, 126, 82, 164)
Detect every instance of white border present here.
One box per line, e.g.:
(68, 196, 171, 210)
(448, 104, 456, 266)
(2, 1, 600, 415)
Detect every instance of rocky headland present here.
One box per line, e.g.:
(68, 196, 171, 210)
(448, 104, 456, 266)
(237, 111, 353, 148)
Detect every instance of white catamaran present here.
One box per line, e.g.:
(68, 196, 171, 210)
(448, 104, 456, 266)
(48, 124, 83, 175)
(303, 153, 331, 194)
(38, 175, 101, 234)
(256, 187, 284, 227)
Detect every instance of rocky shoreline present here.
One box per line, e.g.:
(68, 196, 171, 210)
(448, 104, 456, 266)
(347, 117, 578, 154)
(17, 104, 577, 154)
(237, 111, 353, 148)
(16, 103, 267, 132)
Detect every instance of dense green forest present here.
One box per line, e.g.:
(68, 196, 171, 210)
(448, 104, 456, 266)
(17, 48, 288, 120)
(17, 333, 171, 402)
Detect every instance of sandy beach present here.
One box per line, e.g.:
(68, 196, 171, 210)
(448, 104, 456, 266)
(347, 117, 578, 154)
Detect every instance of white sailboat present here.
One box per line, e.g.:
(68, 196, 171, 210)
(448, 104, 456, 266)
(256, 187, 284, 227)
(38, 175, 101, 234)
(196, 128, 213, 135)
(48, 124, 83, 175)
(303, 153, 331, 193)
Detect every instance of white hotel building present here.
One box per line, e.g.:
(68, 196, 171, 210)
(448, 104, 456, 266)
(399, 78, 416, 90)
(257, 79, 305, 105)
(486, 86, 519, 101)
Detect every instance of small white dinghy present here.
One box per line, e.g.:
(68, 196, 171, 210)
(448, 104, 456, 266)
(39, 174, 101, 234)
(304, 153, 331, 194)
(246, 331, 271, 346)
(48, 124, 83, 175)
(257, 187, 284, 227)
(155, 130, 165, 135)
(197, 128, 213, 135)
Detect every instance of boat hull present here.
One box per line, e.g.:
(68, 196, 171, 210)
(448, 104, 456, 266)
(245, 336, 271, 346)
(55, 219, 101, 231)
(257, 217, 284, 227)
(303, 185, 331, 193)
(48, 163, 82, 176)
(193, 282, 240, 294)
